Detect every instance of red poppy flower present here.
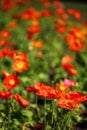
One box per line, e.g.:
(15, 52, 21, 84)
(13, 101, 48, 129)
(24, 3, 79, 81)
(69, 91, 87, 103)
(28, 26, 41, 33)
(27, 86, 36, 93)
(1, 48, 15, 58)
(67, 8, 74, 15)
(55, 25, 67, 33)
(0, 90, 12, 99)
(3, 0, 15, 11)
(0, 40, 9, 46)
(27, 32, 34, 40)
(16, 0, 24, 6)
(73, 10, 81, 20)
(14, 94, 29, 109)
(0, 30, 10, 39)
(58, 91, 87, 110)
(21, 7, 36, 20)
(35, 124, 43, 129)
(34, 82, 61, 99)
(3, 74, 20, 90)
(41, 10, 52, 17)
(55, 8, 65, 16)
(12, 13, 21, 19)
(58, 93, 76, 110)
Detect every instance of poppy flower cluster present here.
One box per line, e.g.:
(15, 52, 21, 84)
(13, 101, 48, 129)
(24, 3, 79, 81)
(27, 80, 87, 110)
(0, 1, 87, 129)
(56, 79, 77, 91)
(67, 9, 82, 20)
(0, 48, 15, 58)
(1, 72, 30, 109)
(66, 27, 85, 52)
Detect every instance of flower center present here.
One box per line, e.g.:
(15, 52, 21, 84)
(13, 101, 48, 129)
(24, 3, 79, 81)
(9, 79, 15, 85)
(17, 61, 24, 69)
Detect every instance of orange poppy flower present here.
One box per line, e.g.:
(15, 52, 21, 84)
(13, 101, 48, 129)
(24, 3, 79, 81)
(36, 51, 43, 58)
(12, 59, 29, 73)
(8, 21, 18, 28)
(69, 40, 84, 52)
(56, 79, 77, 91)
(61, 13, 69, 20)
(14, 94, 29, 109)
(66, 28, 85, 52)
(70, 27, 85, 39)
(56, 83, 67, 91)
(31, 19, 40, 26)
(67, 66, 78, 76)
(3, 74, 20, 90)
(55, 18, 66, 26)
(32, 40, 43, 48)
(43, 2, 51, 8)
(13, 51, 28, 61)
(66, 33, 76, 45)
(55, 8, 65, 16)
(2, 69, 9, 77)
(62, 55, 74, 65)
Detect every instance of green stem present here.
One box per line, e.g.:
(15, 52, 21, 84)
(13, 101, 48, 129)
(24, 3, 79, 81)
(51, 100, 54, 125)
(44, 98, 47, 130)
(6, 100, 12, 129)
(63, 111, 72, 130)
(51, 99, 57, 129)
